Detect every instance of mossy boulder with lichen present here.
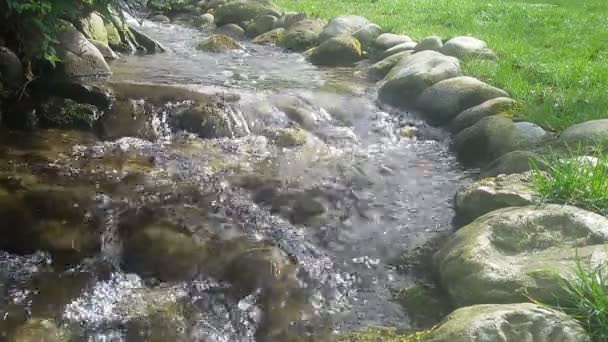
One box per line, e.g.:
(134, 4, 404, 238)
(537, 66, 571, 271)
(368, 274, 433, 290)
(306, 35, 362, 66)
(214, 0, 282, 26)
(196, 34, 242, 52)
(252, 28, 285, 45)
(279, 18, 327, 51)
(435, 204, 608, 308)
(36, 97, 100, 129)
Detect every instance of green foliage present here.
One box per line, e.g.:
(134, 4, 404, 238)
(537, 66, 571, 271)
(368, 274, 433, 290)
(276, 0, 608, 130)
(531, 147, 608, 217)
(1, 0, 121, 65)
(543, 255, 608, 340)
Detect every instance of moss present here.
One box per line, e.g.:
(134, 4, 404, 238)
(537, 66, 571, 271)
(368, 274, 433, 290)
(338, 326, 435, 342)
(252, 28, 286, 45)
(9, 319, 67, 342)
(275, 128, 308, 147)
(393, 286, 450, 328)
(196, 34, 242, 52)
(36, 98, 99, 129)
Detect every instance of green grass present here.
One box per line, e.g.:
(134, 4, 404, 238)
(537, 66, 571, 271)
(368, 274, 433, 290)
(547, 256, 608, 340)
(531, 148, 608, 217)
(275, 0, 608, 131)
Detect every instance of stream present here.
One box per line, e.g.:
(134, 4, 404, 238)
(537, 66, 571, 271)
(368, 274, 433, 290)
(0, 17, 473, 341)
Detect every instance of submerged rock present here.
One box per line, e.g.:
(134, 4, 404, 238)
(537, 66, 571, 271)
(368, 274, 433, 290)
(425, 303, 589, 342)
(440, 36, 497, 60)
(435, 204, 608, 307)
(378, 51, 461, 107)
(150, 14, 171, 23)
(306, 35, 362, 66)
(416, 76, 509, 125)
(279, 18, 327, 51)
(273, 127, 308, 147)
(252, 28, 285, 45)
(449, 97, 518, 133)
(454, 172, 539, 225)
(453, 116, 546, 165)
(36, 97, 100, 129)
(197, 34, 242, 52)
(214, 0, 282, 26)
(9, 319, 67, 342)
(123, 223, 207, 281)
(172, 102, 239, 138)
(374, 33, 413, 50)
(319, 15, 370, 43)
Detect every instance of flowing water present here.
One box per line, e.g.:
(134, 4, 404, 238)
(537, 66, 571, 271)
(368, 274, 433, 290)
(0, 17, 473, 341)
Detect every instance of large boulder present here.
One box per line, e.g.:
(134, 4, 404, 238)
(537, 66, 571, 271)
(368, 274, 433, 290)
(453, 116, 546, 165)
(449, 97, 518, 133)
(129, 26, 166, 53)
(319, 15, 370, 43)
(0, 47, 24, 90)
(440, 36, 497, 60)
(378, 51, 461, 107)
(80, 12, 108, 44)
(454, 172, 539, 225)
(214, 0, 282, 26)
(374, 33, 413, 50)
(196, 34, 242, 52)
(558, 119, 608, 149)
(425, 303, 589, 342)
(252, 28, 286, 45)
(54, 23, 112, 80)
(352, 23, 383, 51)
(480, 150, 547, 177)
(413, 36, 443, 52)
(364, 51, 413, 81)
(435, 204, 608, 307)
(416, 76, 509, 125)
(279, 18, 327, 51)
(306, 35, 362, 66)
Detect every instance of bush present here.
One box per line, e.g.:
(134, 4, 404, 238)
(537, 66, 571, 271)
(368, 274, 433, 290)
(531, 147, 608, 217)
(1, 0, 121, 65)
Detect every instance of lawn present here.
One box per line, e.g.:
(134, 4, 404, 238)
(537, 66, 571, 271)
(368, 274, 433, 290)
(275, 0, 608, 131)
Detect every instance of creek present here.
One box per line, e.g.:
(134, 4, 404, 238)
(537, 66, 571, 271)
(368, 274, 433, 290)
(0, 17, 473, 341)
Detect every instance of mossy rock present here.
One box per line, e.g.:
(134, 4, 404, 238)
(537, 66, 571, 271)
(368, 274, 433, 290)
(80, 12, 108, 44)
(9, 319, 67, 342)
(338, 326, 433, 342)
(252, 27, 285, 45)
(172, 103, 234, 138)
(425, 303, 589, 341)
(394, 285, 450, 328)
(306, 35, 362, 66)
(274, 128, 308, 147)
(36, 97, 100, 129)
(196, 34, 242, 52)
(122, 223, 207, 281)
(435, 204, 608, 307)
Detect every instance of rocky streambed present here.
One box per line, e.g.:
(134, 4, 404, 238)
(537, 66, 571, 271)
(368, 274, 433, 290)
(0, 0, 607, 341)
